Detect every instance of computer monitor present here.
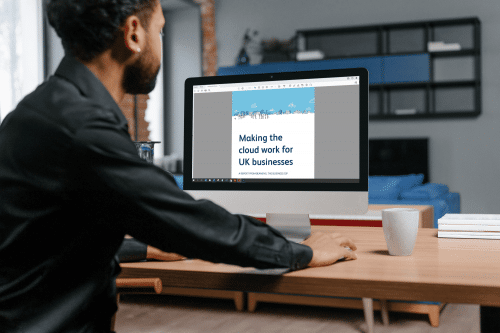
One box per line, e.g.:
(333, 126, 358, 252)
(183, 68, 368, 239)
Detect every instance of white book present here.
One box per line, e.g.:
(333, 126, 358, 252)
(438, 224, 500, 232)
(439, 219, 500, 226)
(438, 231, 500, 239)
(438, 214, 500, 226)
(440, 214, 500, 220)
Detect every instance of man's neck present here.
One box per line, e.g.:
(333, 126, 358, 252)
(80, 52, 126, 105)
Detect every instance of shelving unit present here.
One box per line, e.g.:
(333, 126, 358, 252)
(218, 17, 481, 120)
(298, 17, 481, 120)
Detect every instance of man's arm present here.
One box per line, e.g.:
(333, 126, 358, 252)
(70, 114, 352, 270)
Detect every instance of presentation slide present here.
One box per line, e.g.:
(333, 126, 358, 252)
(231, 87, 315, 179)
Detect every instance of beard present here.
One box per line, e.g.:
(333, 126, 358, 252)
(122, 45, 161, 95)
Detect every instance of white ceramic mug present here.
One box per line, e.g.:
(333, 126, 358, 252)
(382, 208, 419, 256)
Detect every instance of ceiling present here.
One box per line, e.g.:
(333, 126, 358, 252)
(160, 0, 196, 10)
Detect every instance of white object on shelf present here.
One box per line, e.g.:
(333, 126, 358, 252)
(428, 41, 462, 52)
(394, 109, 417, 115)
(296, 50, 325, 61)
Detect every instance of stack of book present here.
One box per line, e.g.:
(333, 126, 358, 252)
(438, 214, 500, 239)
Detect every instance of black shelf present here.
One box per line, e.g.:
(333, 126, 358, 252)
(316, 49, 477, 60)
(371, 110, 480, 121)
(297, 17, 481, 119)
(371, 80, 477, 89)
(297, 17, 479, 36)
(429, 49, 477, 57)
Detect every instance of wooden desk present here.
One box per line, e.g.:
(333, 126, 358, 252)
(119, 226, 500, 331)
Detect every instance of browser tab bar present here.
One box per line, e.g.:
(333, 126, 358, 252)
(193, 76, 357, 94)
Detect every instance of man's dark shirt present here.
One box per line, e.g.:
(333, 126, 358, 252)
(0, 56, 313, 333)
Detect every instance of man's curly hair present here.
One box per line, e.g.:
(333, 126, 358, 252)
(47, 0, 158, 62)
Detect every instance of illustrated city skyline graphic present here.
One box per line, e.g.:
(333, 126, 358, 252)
(232, 87, 315, 117)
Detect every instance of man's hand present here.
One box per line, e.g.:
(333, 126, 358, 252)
(301, 232, 358, 267)
(146, 246, 186, 261)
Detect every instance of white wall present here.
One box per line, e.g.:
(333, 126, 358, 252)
(163, 6, 202, 156)
(214, 0, 500, 214)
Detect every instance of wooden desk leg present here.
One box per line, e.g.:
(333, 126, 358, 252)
(428, 306, 441, 327)
(248, 293, 258, 312)
(362, 298, 374, 333)
(380, 299, 389, 326)
(234, 292, 245, 311)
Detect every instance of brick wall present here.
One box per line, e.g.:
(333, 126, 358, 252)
(194, 0, 217, 76)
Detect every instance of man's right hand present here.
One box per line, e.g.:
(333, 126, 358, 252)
(301, 232, 358, 267)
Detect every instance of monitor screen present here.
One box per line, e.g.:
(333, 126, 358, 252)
(183, 68, 368, 221)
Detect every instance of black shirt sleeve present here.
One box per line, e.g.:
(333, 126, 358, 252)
(70, 111, 313, 271)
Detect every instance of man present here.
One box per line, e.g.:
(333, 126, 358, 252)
(0, 1, 357, 332)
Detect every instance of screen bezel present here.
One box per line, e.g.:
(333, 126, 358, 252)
(183, 67, 368, 192)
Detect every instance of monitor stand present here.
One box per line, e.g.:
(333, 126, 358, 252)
(266, 213, 311, 243)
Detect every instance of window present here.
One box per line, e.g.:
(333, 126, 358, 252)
(0, 0, 44, 123)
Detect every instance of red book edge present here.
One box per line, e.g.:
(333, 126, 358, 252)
(253, 218, 381, 227)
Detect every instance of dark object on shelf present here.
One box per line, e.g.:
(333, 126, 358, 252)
(261, 37, 296, 63)
(369, 138, 429, 183)
(295, 17, 481, 120)
(236, 29, 252, 66)
(236, 47, 250, 66)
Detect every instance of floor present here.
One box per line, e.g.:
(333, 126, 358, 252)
(114, 294, 480, 333)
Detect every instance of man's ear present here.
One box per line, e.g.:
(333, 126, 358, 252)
(123, 15, 146, 54)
